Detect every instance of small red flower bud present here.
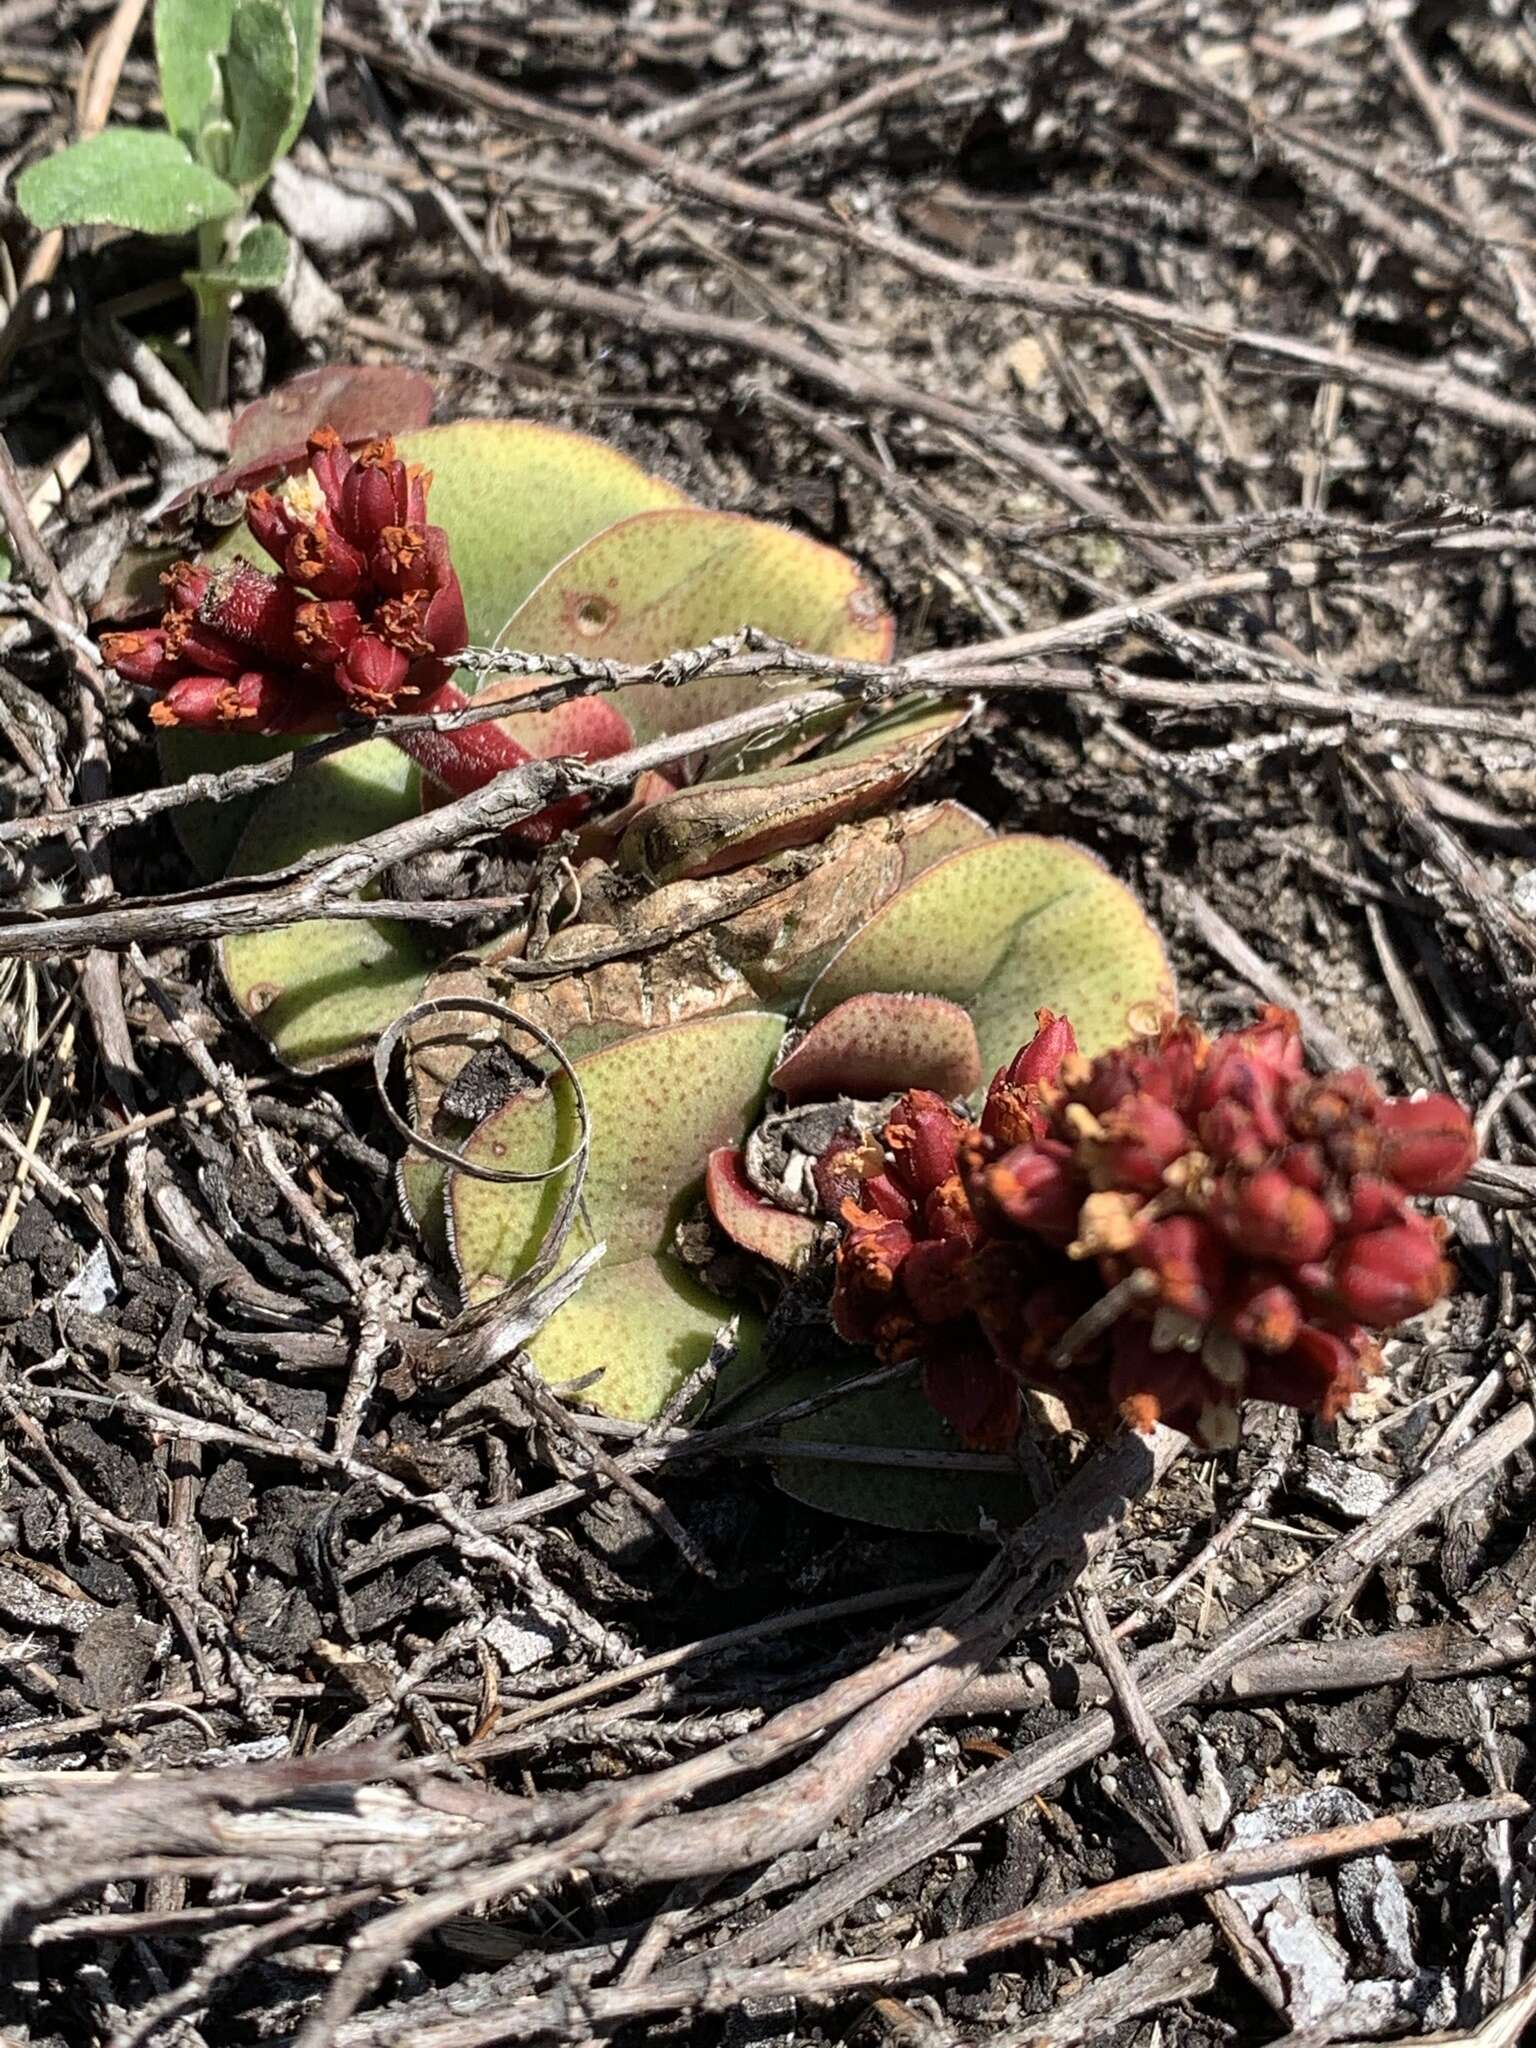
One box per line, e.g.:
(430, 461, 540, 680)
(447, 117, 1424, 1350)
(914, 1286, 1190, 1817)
(1225, 1272, 1302, 1353)
(923, 1174, 978, 1244)
(306, 426, 350, 514)
(1248, 1323, 1374, 1421)
(974, 1140, 1081, 1242)
(1008, 1007, 1078, 1086)
(163, 609, 248, 678)
(375, 592, 434, 656)
(148, 669, 326, 734)
(147, 674, 240, 729)
(863, 1173, 914, 1223)
(832, 1215, 916, 1343)
(1200, 1099, 1277, 1170)
(1109, 1320, 1206, 1437)
(814, 1132, 880, 1216)
(1133, 1212, 1226, 1320)
(162, 560, 212, 611)
(101, 628, 174, 686)
(1323, 1218, 1451, 1327)
(341, 440, 406, 546)
(1373, 1094, 1477, 1196)
(981, 1080, 1048, 1148)
(292, 600, 362, 667)
(1277, 1141, 1327, 1192)
(1091, 1092, 1191, 1191)
(421, 578, 468, 660)
(886, 1092, 965, 1199)
(244, 487, 295, 561)
(370, 524, 434, 597)
(901, 1235, 975, 1324)
(286, 518, 368, 600)
(1210, 1167, 1334, 1264)
(338, 633, 411, 709)
(1332, 1173, 1408, 1236)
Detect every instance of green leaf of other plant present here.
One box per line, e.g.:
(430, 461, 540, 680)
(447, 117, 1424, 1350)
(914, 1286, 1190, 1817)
(186, 218, 289, 292)
(223, 0, 299, 189)
(450, 1012, 786, 1420)
(154, 0, 236, 148)
(276, 0, 320, 156)
(16, 130, 240, 235)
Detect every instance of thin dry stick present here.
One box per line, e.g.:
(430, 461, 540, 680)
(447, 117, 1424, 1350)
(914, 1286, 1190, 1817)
(326, 22, 1536, 439)
(356, 1794, 1530, 2045)
(708, 1400, 1535, 1970)
(1075, 1584, 1285, 2009)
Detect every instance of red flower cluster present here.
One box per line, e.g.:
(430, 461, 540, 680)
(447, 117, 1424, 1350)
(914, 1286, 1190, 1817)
(821, 1007, 1477, 1450)
(102, 427, 632, 844)
(105, 429, 470, 739)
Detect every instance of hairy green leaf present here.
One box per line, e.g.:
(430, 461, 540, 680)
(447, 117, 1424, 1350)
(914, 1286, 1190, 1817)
(154, 0, 236, 147)
(186, 218, 288, 292)
(17, 130, 239, 235)
(224, 0, 298, 188)
(276, 0, 320, 155)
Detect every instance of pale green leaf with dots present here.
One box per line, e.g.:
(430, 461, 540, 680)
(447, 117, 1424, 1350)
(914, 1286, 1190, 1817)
(449, 1011, 785, 1420)
(802, 834, 1175, 1073)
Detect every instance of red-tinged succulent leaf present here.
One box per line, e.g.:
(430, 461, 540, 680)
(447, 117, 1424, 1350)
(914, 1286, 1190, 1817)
(617, 703, 963, 885)
(771, 993, 982, 1106)
(449, 1012, 786, 1420)
(167, 367, 438, 512)
(497, 505, 893, 752)
(233, 366, 437, 464)
(706, 1148, 819, 1270)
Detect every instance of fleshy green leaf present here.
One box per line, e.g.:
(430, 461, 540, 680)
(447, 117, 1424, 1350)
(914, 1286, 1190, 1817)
(449, 1013, 786, 1420)
(618, 702, 963, 886)
(803, 835, 1175, 1073)
(720, 1364, 1032, 1535)
(223, 0, 298, 188)
(896, 799, 992, 882)
(772, 993, 981, 1105)
(219, 741, 430, 1072)
(17, 130, 239, 235)
(498, 506, 894, 750)
(155, 0, 236, 148)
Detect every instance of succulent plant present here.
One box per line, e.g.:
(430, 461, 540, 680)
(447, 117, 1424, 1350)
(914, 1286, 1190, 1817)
(135, 413, 898, 1071)
(115, 394, 1473, 1544)
(441, 826, 1176, 1530)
